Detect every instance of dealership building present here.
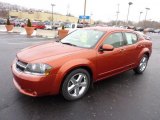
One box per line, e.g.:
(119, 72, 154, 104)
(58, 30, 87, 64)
(9, 11, 94, 24)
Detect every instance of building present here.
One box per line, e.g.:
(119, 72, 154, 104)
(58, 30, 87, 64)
(9, 11, 79, 23)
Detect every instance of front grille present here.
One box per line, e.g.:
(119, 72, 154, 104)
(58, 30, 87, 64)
(16, 60, 28, 72)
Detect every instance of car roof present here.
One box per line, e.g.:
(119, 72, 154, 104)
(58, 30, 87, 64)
(84, 26, 134, 32)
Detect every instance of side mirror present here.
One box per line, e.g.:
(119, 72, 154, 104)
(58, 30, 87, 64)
(100, 44, 114, 52)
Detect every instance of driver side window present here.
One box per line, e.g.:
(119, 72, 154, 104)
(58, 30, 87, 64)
(103, 33, 124, 48)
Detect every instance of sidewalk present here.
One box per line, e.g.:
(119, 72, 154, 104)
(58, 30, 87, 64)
(0, 25, 58, 38)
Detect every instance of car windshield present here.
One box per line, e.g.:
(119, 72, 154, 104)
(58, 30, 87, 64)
(61, 29, 104, 48)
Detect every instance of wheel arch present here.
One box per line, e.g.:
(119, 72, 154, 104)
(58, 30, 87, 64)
(59, 65, 93, 93)
(51, 59, 96, 94)
(138, 48, 151, 60)
(136, 48, 151, 67)
(143, 52, 150, 58)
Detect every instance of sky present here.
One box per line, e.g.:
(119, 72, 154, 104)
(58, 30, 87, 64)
(0, 0, 159, 22)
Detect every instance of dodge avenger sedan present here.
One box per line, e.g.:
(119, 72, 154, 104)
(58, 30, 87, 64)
(11, 27, 152, 100)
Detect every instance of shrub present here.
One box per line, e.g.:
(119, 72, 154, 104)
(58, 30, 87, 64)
(62, 25, 65, 30)
(27, 19, 32, 27)
(6, 18, 11, 25)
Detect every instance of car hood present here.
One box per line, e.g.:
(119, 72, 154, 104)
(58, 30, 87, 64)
(17, 42, 84, 62)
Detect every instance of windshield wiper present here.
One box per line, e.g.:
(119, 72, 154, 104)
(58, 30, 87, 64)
(61, 42, 77, 46)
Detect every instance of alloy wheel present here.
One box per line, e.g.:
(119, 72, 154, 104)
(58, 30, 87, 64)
(139, 56, 148, 72)
(67, 73, 88, 98)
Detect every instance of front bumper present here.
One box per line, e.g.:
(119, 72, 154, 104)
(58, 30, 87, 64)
(12, 63, 57, 97)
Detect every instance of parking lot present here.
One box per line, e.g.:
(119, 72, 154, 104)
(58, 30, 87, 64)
(0, 32, 160, 120)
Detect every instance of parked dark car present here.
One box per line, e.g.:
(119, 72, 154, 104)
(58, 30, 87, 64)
(52, 22, 64, 30)
(77, 23, 84, 28)
(144, 28, 155, 33)
(135, 27, 144, 32)
(0, 19, 5, 25)
(127, 26, 136, 30)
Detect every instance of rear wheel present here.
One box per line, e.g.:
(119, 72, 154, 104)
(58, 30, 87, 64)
(62, 68, 91, 101)
(134, 54, 149, 74)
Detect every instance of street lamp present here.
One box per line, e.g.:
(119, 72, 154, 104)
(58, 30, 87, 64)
(126, 2, 133, 25)
(139, 11, 143, 22)
(51, 4, 56, 26)
(116, 4, 120, 26)
(83, 0, 87, 27)
(145, 8, 150, 21)
(90, 12, 93, 25)
(67, 3, 70, 16)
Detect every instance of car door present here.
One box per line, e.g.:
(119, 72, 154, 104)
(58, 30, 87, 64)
(96, 32, 127, 80)
(122, 32, 140, 68)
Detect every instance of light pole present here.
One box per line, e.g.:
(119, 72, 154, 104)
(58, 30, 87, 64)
(116, 4, 120, 26)
(126, 2, 133, 25)
(90, 12, 93, 25)
(67, 3, 70, 16)
(139, 11, 143, 23)
(51, 4, 56, 26)
(144, 8, 150, 28)
(83, 0, 87, 27)
(145, 8, 150, 21)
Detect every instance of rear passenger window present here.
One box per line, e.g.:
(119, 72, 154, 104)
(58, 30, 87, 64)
(125, 33, 138, 45)
(103, 33, 124, 48)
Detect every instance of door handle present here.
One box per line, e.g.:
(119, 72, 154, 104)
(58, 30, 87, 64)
(137, 44, 143, 47)
(120, 48, 126, 52)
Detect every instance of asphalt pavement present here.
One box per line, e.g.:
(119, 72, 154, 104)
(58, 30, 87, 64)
(0, 32, 160, 120)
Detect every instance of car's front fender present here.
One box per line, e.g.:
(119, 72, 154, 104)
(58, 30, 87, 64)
(51, 59, 96, 94)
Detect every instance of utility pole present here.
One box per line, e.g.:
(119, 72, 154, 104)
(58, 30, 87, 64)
(144, 8, 150, 27)
(83, 0, 87, 27)
(90, 12, 93, 25)
(145, 8, 150, 21)
(51, 4, 56, 26)
(116, 4, 120, 26)
(67, 3, 70, 16)
(126, 2, 133, 25)
(139, 11, 143, 23)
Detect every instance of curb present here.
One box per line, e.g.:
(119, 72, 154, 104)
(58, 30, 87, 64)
(0, 30, 56, 39)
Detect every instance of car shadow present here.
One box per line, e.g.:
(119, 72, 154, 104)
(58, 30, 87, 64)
(16, 70, 142, 103)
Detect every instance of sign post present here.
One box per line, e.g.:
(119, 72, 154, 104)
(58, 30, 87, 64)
(79, 16, 90, 25)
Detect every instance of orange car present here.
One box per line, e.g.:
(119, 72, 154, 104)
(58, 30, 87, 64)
(12, 27, 152, 100)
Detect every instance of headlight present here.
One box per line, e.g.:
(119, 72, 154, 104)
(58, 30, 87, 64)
(24, 63, 52, 75)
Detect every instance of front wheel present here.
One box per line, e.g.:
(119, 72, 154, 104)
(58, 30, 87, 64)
(133, 55, 149, 74)
(62, 69, 91, 101)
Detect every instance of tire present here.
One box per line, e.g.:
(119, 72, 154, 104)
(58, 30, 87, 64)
(62, 68, 91, 101)
(134, 54, 149, 74)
